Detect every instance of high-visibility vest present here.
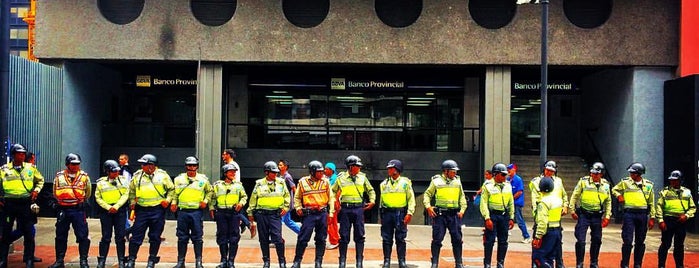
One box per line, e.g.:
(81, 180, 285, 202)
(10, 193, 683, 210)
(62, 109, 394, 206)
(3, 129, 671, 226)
(380, 176, 411, 208)
(298, 176, 331, 208)
(659, 187, 692, 216)
(213, 180, 245, 209)
(336, 173, 368, 204)
(54, 170, 89, 206)
(96, 176, 128, 205)
(541, 193, 563, 228)
(432, 176, 463, 209)
(1, 163, 41, 198)
(619, 179, 653, 209)
(134, 169, 170, 207)
(577, 177, 610, 212)
(254, 178, 286, 210)
(484, 182, 514, 211)
(174, 173, 209, 209)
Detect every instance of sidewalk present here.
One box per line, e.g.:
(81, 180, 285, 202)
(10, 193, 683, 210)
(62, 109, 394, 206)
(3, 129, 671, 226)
(6, 217, 699, 267)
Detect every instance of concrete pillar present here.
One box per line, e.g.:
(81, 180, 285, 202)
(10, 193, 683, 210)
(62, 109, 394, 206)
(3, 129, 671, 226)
(484, 66, 512, 168)
(196, 64, 223, 181)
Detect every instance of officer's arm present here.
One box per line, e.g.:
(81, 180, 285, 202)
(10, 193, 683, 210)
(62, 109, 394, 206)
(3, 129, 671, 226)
(647, 183, 656, 219)
(115, 182, 130, 209)
(560, 179, 569, 209)
(422, 182, 436, 208)
(534, 202, 549, 239)
(282, 181, 291, 211)
(406, 181, 416, 215)
(294, 180, 303, 210)
(32, 167, 44, 193)
(611, 180, 625, 197)
(327, 180, 335, 215)
(85, 174, 93, 199)
(480, 185, 490, 220)
(603, 185, 612, 219)
(458, 182, 468, 214)
(365, 178, 376, 203)
(568, 179, 583, 211)
(238, 183, 248, 206)
(655, 191, 665, 222)
(507, 188, 515, 220)
(246, 185, 258, 216)
(94, 182, 111, 210)
(164, 174, 175, 204)
(170, 176, 181, 206)
(203, 179, 213, 205)
(687, 191, 697, 219)
(128, 174, 137, 207)
(209, 184, 218, 210)
(529, 180, 539, 212)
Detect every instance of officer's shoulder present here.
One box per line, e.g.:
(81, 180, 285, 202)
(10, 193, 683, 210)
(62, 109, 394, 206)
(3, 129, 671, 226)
(80, 170, 89, 176)
(55, 170, 66, 176)
(430, 174, 442, 181)
(197, 173, 210, 181)
(96, 176, 108, 183)
(643, 178, 654, 185)
(155, 169, 169, 175)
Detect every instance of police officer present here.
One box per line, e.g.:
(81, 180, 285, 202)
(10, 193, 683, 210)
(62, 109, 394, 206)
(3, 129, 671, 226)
(290, 160, 335, 268)
(529, 160, 568, 268)
(95, 160, 130, 268)
(379, 159, 415, 268)
(531, 177, 563, 268)
(656, 170, 696, 268)
(126, 154, 175, 268)
(332, 155, 376, 268)
(480, 163, 515, 268)
(171, 156, 212, 268)
(49, 153, 92, 268)
(247, 161, 290, 268)
(211, 164, 247, 268)
(611, 162, 656, 268)
(568, 162, 611, 268)
(423, 160, 467, 268)
(0, 144, 44, 268)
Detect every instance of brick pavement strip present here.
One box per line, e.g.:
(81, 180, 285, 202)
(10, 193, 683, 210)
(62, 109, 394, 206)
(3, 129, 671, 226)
(6, 218, 699, 267)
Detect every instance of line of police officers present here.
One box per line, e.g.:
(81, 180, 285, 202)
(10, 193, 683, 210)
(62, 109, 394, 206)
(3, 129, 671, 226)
(1, 144, 697, 268)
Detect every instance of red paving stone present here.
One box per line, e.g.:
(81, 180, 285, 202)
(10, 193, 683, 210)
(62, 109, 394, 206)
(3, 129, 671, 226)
(7, 245, 699, 268)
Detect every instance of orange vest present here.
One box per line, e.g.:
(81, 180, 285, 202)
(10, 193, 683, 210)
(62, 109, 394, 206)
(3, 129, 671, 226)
(299, 176, 330, 209)
(54, 171, 89, 206)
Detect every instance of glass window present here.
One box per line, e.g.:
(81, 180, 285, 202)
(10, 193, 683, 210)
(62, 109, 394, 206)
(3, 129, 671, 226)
(17, 7, 29, 18)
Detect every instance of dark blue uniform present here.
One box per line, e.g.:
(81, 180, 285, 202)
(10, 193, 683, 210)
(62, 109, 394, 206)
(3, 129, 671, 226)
(532, 227, 562, 267)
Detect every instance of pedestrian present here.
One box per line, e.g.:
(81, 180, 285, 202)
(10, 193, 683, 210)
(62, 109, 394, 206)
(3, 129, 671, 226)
(290, 161, 335, 268)
(0, 144, 44, 268)
(95, 160, 130, 268)
(125, 154, 175, 268)
(568, 162, 611, 268)
(656, 170, 696, 268)
(532, 177, 563, 268)
(171, 156, 213, 268)
(222, 149, 254, 238)
(507, 163, 531, 244)
(211, 164, 248, 268)
(49, 153, 92, 268)
(529, 160, 568, 268)
(247, 161, 290, 268)
(378, 159, 415, 268)
(332, 155, 376, 268)
(324, 162, 340, 250)
(611, 162, 656, 268)
(423, 159, 467, 268)
(481, 163, 515, 268)
(279, 160, 301, 234)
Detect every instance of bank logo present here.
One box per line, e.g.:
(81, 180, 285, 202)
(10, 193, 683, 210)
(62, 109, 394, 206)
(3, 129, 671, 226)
(331, 78, 346, 90)
(136, 75, 151, 87)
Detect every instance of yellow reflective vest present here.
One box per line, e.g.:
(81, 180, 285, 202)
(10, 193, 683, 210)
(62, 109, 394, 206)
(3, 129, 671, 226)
(211, 179, 247, 210)
(530, 175, 568, 215)
(535, 191, 564, 238)
(379, 176, 416, 215)
(0, 162, 44, 199)
(568, 176, 612, 219)
(612, 177, 655, 216)
(247, 177, 290, 214)
(129, 168, 174, 207)
(95, 175, 129, 210)
(656, 186, 696, 220)
(423, 174, 467, 213)
(332, 171, 376, 205)
(479, 181, 515, 220)
(172, 173, 212, 209)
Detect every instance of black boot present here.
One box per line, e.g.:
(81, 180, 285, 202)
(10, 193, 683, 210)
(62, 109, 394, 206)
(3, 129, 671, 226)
(496, 242, 507, 268)
(292, 241, 307, 268)
(381, 243, 392, 268)
(634, 243, 646, 268)
(338, 243, 348, 268)
(26, 259, 34, 268)
(290, 261, 301, 268)
(430, 243, 440, 268)
(673, 246, 685, 268)
(355, 243, 364, 268)
(217, 243, 229, 268)
(146, 256, 160, 268)
(124, 256, 136, 268)
(589, 242, 601, 268)
(453, 241, 464, 268)
(574, 242, 585, 268)
(620, 244, 632, 268)
(194, 241, 204, 268)
(116, 240, 126, 268)
(484, 242, 493, 268)
(228, 243, 238, 268)
(119, 257, 126, 268)
(173, 241, 188, 268)
(48, 239, 66, 268)
(97, 257, 107, 268)
(261, 243, 271, 268)
(314, 245, 324, 268)
(275, 244, 286, 268)
(80, 258, 90, 268)
(125, 243, 140, 268)
(396, 240, 407, 268)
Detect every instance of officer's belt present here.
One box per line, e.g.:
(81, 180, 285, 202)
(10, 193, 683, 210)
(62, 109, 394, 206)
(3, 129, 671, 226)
(216, 208, 239, 213)
(624, 208, 648, 214)
(179, 208, 201, 212)
(547, 226, 562, 231)
(489, 209, 507, 215)
(58, 203, 86, 210)
(435, 207, 459, 215)
(4, 197, 31, 204)
(341, 203, 363, 208)
(254, 209, 280, 215)
(302, 207, 328, 214)
(381, 207, 407, 212)
(136, 204, 164, 211)
(579, 208, 603, 216)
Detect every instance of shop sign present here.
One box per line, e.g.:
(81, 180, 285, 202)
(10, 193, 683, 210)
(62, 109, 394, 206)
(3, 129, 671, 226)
(512, 81, 577, 92)
(136, 75, 197, 88)
(331, 77, 405, 90)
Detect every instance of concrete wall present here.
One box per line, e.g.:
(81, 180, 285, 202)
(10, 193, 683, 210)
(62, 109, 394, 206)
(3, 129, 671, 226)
(62, 62, 120, 179)
(581, 67, 673, 186)
(35, 0, 677, 66)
